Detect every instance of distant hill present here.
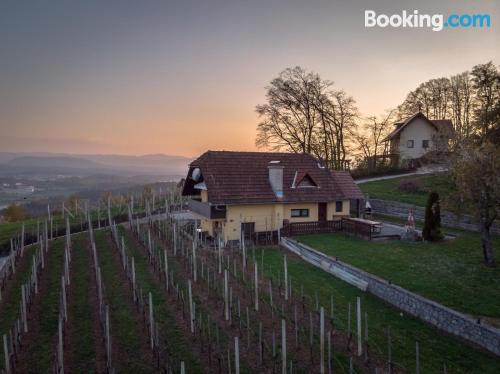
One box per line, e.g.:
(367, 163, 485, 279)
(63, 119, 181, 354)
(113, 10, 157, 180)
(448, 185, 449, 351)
(0, 152, 192, 178)
(7, 156, 104, 169)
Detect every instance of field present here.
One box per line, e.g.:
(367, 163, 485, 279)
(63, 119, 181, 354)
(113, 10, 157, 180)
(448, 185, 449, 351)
(358, 173, 456, 207)
(1, 210, 500, 373)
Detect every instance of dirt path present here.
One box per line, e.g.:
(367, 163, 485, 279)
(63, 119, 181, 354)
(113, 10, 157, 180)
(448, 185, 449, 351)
(355, 166, 447, 185)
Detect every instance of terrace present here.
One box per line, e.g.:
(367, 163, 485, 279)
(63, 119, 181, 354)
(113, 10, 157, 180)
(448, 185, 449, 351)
(187, 198, 226, 219)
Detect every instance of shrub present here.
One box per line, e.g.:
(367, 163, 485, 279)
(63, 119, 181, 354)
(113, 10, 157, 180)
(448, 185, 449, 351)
(422, 191, 443, 241)
(3, 203, 28, 222)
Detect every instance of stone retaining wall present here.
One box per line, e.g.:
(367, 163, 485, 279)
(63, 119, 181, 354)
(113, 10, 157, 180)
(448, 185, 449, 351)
(281, 237, 500, 357)
(368, 199, 500, 235)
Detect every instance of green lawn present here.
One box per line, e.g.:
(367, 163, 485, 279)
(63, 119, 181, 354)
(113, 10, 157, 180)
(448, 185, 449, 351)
(260, 246, 500, 373)
(359, 173, 455, 207)
(296, 233, 500, 321)
(0, 245, 39, 370)
(22, 238, 65, 373)
(94, 230, 156, 373)
(65, 235, 97, 372)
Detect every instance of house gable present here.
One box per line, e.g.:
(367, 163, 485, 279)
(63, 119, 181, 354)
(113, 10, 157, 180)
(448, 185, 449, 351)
(398, 117, 437, 159)
(292, 172, 318, 188)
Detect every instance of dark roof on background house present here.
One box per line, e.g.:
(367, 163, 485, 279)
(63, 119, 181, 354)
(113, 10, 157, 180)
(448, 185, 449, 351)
(182, 151, 363, 205)
(330, 170, 364, 200)
(383, 112, 454, 142)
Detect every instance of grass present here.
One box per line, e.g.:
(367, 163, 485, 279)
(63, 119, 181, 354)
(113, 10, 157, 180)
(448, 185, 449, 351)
(24, 238, 65, 373)
(66, 234, 97, 372)
(358, 173, 456, 207)
(117, 227, 203, 373)
(93, 230, 154, 373)
(260, 246, 500, 373)
(0, 245, 39, 370)
(296, 232, 500, 320)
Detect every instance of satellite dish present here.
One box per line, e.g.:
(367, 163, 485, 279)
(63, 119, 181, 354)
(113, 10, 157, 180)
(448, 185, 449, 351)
(191, 168, 201, 182)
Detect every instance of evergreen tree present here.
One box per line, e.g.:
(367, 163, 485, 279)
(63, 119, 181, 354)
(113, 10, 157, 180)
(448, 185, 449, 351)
(422, 191, 443, 241)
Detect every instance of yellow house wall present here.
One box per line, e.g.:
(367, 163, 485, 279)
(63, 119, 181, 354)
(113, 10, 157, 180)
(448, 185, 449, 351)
(223, 204, 281, 242)
(200, 190, 208, 202)
(200, 218, 213, 236)
(220, 200, 351, 242)
(327, 200, 350, 219)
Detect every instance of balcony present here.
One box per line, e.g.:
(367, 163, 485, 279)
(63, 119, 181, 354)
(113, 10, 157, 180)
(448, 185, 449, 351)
(188, 199, 226, 219)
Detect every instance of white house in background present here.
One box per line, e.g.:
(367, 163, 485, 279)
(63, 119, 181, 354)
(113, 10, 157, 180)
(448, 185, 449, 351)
(383, 112, 454, 167)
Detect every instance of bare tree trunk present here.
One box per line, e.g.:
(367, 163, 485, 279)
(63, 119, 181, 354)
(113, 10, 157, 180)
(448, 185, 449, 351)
(479, 203, 496, 267)
(480, 220, 496, 267)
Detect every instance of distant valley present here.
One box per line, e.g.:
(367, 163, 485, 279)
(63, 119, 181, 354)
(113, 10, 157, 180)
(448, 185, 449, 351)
(0, 152, 192, 215)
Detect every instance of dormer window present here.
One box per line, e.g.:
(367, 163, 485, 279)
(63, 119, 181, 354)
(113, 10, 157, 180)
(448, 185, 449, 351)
(294, 173, 318, 188)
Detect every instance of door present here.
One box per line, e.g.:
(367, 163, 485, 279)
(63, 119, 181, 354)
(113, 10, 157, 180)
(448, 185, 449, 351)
(318, 203, 327, 222)
(241, 222, 256, 241)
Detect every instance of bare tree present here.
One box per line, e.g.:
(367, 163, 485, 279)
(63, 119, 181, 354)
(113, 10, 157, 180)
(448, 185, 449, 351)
(451, 141, 500, 267)
(350, 111, 395, 170)
(449, 72, 474, 142)
(399, 78, 450, 120)
(471, 62, 500, 140)
(398, 62, 499, 144)
(255, 66, 357, 169)
(312, 90, 358, 169)
(256, 67, 323, 154)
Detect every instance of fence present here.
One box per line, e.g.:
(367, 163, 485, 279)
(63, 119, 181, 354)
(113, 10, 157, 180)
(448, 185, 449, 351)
(282, 220, 342, 236)
(282, 219, 378, 240)
(340, 218, 374, 240)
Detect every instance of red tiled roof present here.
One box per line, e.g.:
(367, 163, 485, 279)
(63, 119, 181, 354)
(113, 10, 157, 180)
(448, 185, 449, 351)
(330, 170, 364, 200)
(383, 112, 454, 142)
(182, 151, 363, 204)
(431, 119, 454, 136)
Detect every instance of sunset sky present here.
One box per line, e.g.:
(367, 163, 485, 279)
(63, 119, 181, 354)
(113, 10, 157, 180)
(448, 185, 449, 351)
(1, 0, 498, 157)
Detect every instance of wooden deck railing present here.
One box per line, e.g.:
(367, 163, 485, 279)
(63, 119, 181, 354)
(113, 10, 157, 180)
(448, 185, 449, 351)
(282, 218, 377, 240)
(282, 220, 342, 236)
(340, 218, 374, 239)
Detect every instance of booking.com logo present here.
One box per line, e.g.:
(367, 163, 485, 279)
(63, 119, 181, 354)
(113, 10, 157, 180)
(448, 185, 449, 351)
(365, 10, 491, 31)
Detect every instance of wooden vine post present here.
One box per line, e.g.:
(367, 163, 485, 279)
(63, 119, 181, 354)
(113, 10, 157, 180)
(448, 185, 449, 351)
(320, 306, 325, 373)
(357, 296, 362, 357)
(254, 262, 259, 311)
(282, 319, 287, 374)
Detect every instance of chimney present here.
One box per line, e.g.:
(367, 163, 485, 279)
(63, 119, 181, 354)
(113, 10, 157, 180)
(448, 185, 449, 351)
(268, 161, 284, 198)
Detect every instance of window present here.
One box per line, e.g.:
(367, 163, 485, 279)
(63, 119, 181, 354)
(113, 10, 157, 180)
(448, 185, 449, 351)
(335, 201, 343, 213)
(291, 209, 309, 218)
(407, 140, 414, 148)
(422, 140, 429, 148)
